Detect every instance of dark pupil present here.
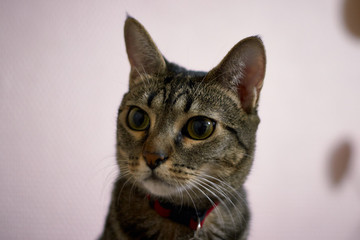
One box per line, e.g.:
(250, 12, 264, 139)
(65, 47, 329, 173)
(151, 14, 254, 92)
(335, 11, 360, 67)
(133, 110, 145, 127)
(192, 120, 210, 136)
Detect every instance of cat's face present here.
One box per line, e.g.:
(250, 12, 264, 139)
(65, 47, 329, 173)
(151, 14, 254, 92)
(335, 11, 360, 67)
(116, 17, 265, 202)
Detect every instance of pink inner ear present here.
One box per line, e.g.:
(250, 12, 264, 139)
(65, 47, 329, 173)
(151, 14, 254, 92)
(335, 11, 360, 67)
(204, 37, 265, 113)
(124, 18, 166, 78)
(237, 61, 263, 113)
(238, 87, 251, 112)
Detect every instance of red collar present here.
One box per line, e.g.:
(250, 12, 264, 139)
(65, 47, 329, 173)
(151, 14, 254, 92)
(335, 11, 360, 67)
(148, 195, 218, 230)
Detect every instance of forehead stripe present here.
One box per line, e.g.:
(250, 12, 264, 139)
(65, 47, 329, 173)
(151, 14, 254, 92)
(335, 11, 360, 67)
(184, 96, 193, 113)
(164, 76, 173, 84)
(147, 91, 158, 107)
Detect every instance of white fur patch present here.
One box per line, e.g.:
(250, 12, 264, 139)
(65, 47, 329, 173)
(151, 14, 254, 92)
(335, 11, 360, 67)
(142, 178, 179, 196)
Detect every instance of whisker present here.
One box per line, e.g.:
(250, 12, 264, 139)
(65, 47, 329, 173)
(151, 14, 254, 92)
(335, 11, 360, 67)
(196, 176, 246, 225)
(181, 182, 199, 215)
(187, 180, 226, 228)
(116, 173, 133, 205)
(192, 177, 236, 228)
(199, 173, 249, 209)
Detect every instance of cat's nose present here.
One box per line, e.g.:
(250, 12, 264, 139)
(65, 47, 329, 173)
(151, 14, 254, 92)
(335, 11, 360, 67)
(143, 151, 168, 170)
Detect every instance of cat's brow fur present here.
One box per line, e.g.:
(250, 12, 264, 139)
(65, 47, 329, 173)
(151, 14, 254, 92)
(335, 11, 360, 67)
(100, 17, 266, 240)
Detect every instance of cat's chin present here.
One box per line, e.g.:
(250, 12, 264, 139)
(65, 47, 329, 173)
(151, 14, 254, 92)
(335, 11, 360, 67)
(142, 177, 179, 197)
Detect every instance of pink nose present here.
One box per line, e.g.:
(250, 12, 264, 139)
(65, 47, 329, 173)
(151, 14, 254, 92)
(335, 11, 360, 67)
(143, 151, 168, 170)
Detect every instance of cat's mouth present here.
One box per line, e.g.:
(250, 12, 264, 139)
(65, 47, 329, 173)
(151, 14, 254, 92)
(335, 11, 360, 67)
(142, 173, 177, 196)
(146, 172, 163, 182)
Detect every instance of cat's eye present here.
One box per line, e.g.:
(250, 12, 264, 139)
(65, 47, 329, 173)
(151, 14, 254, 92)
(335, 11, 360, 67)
(127, 107, 150, 131)
(184, 116, 216, 140)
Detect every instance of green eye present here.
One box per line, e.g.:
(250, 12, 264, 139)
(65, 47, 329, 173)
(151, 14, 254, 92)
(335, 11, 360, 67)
(127, 107, 150, 131)
(185, 116, 216, 140)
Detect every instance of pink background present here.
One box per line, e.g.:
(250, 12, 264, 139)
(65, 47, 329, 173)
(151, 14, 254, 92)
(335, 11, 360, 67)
(1, 0, 360, 239)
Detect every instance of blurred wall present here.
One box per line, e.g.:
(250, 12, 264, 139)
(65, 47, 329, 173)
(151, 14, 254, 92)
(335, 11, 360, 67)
(1, 0, 359, 239)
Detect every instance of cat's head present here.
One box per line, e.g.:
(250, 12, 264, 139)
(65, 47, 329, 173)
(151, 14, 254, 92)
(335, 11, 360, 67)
(116, 17, 266, 204)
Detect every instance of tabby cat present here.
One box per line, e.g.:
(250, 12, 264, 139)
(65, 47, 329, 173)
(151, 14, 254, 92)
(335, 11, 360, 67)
(100, 17, 266, 240)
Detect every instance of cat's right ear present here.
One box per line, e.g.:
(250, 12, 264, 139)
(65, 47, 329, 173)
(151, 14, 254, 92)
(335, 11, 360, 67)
(124, 17, 167, 87)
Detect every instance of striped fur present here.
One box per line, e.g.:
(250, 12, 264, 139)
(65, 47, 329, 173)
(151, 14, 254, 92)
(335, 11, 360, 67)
(100, 17, 266, 240)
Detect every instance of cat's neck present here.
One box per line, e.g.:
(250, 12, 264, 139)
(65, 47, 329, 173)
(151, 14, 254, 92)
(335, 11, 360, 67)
(115, 177, 220, 210)
(147, 194, 219, 230)
(109, 177, 249, 239)
(114, 176, 246, 215)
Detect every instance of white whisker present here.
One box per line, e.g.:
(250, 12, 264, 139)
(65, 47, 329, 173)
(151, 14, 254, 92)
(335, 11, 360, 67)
(187, 180, 226, 228)
(196, 176, 246, 225)
(199, 173, 249, 209)
(191, 177, 236, 228)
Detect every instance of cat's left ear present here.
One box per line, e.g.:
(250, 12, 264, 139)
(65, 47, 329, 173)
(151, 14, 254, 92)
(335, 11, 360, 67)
(207, 37, 266, 113)
(124, 17, 167, 87)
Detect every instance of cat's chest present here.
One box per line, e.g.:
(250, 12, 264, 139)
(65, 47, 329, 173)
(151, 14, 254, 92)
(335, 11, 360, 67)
(113, 182, 195, 239)
(120, 207, 195, 239)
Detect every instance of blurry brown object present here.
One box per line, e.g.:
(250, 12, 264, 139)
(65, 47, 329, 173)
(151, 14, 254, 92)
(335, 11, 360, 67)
(329, 140, 352, 186)
(344, 0, 360, 38)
